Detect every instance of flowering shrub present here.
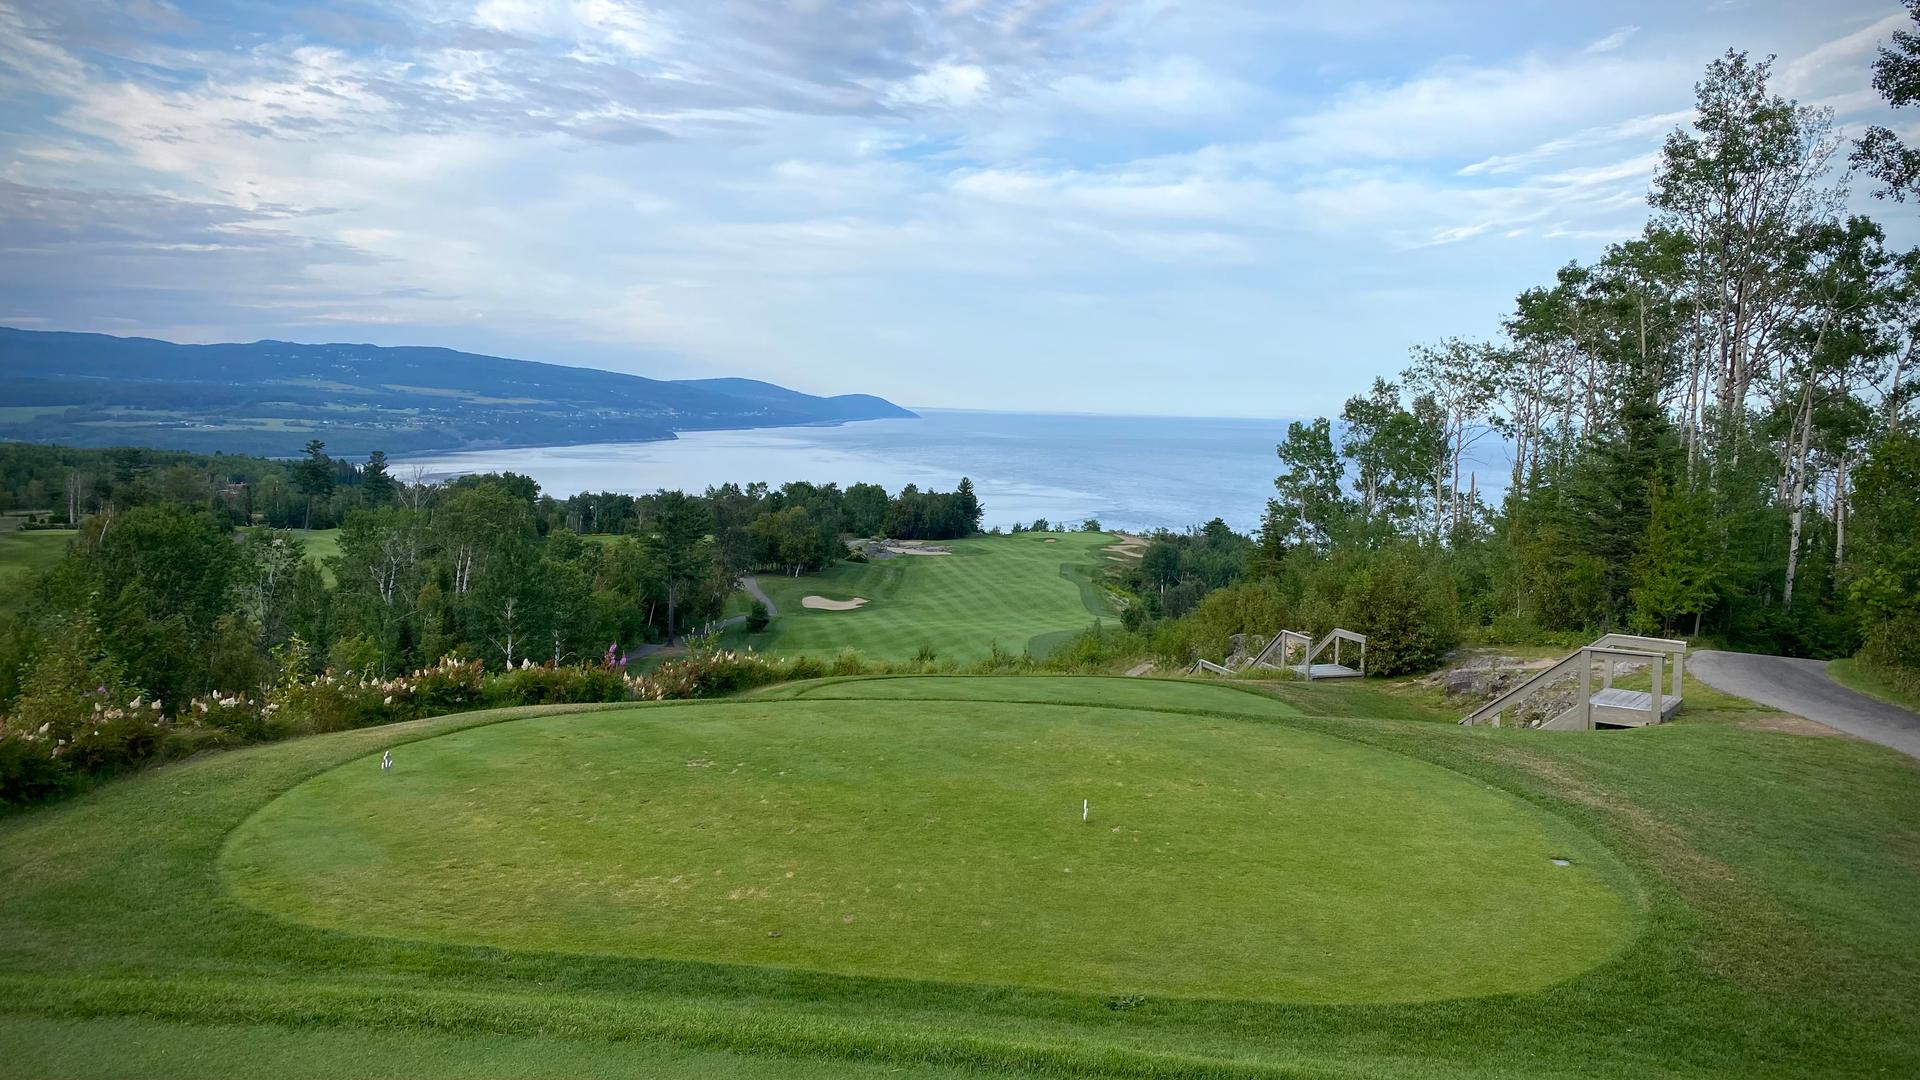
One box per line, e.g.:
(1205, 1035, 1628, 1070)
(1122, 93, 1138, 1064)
(626, 648, 789, 700)
(1, 640, 895, 809)
(487, 661, 629, 706)
(192, 693, 264, 735)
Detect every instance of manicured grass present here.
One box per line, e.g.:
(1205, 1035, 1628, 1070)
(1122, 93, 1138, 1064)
(1, 678, 1917, 1078)
(237, 526, 342, 584)
(0, 1014, 987, 1080)
(1828, 657, 1920, 715)
(283, 527, 341, 585)
(767, 673, 1308, 717)
(222, 687, 1628, 1002)
(0, 528, 73, 593)
(735, 532, 1117, 661)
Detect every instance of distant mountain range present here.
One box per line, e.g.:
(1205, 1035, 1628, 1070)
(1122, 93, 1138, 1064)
(0, 327, 914, 457)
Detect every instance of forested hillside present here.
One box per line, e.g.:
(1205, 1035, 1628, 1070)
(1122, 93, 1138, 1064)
(0, 328, 913, 456)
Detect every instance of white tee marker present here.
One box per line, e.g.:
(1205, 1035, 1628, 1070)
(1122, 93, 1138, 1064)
(1082, 799, 1089, 823)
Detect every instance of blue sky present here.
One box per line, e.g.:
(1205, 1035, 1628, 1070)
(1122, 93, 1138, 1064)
(0, 0, 1914, 417)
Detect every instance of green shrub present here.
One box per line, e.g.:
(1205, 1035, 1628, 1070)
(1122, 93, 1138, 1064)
(745, 601, 771, 633)
(972, 640, 1035, 673)
(486, 663, 628, 706)
(1041, 622, 1145, 672)
(1337, 545, 1459, 675)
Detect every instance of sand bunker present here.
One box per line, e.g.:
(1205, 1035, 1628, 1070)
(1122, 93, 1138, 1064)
(882, 545, 951, 556)
(801, 595, 869, 611)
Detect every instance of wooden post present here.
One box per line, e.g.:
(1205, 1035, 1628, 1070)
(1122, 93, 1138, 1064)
(1580, 649, 1593, 729)
(1650, 655, 1664, 724)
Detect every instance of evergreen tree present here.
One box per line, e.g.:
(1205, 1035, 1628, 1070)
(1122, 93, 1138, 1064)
(1632, 481, 1723, 634)
(293, 440, 334, 530)
(955, 477, 983, 533)
(360, 451, 395, 506)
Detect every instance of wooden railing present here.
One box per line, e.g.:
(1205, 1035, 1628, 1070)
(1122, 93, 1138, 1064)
(1460, 635, 1685, 729)
(1248, 629, 1311, 671)
(1304, 628, 1366, 679)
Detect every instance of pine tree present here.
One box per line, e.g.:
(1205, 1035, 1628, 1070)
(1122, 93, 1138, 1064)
(293, 440, 334, 530)
(361, 451, 395, 506)
(955, 477, 983, 533)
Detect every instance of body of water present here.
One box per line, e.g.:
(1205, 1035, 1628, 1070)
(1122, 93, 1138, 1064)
(400, 410, 1306, 534)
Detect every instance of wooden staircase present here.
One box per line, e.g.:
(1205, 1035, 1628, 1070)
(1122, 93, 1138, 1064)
(1460, 634, 1686, 730)
(1189, 628, 1367, 681)
(1291, 628, 1365, 680)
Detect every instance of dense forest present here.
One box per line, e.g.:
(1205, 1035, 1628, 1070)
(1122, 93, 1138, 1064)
(1102, 49, 1920, 693)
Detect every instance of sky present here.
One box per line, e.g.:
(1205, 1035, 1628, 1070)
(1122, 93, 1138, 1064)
(1, 1, 1915, 418)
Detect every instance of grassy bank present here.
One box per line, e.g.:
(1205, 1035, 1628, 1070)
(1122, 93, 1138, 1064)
(1828, 657, 1920, 714)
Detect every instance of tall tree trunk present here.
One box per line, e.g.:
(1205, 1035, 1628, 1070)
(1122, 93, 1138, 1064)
(1833, 454, 1848, 570)
(1781, 391, 1817, 609)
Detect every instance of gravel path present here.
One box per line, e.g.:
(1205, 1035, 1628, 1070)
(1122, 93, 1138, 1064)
(1690, 650, 1920, 760)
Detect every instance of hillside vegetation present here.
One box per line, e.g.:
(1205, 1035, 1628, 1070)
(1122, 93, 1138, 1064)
(0, 327, 912, 456)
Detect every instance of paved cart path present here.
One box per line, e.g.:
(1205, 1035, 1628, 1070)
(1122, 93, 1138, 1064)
(1690, 650, 1920, 760)
(738, 575, 778, 617)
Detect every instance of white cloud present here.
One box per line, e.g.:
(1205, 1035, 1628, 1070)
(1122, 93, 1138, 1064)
(470, 0, 672, 58)
(1049, 57, 1252, 120)
(1271, 51, 1687, 164)
(1586, 25, 1639, 53)
(1459, 113, 1686, 175)
(888, 62, 990, 108)
(1781, 10, 1905, 97)
(0, 0, 1910, 414)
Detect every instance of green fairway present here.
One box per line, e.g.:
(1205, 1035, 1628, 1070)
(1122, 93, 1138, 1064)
(235, 526, 342, 584)
(736, 531, 1116, 661)
(0, 528, 73, 594)
(222, 687, 1629, 1002)
(2, 677, 1919, 1078)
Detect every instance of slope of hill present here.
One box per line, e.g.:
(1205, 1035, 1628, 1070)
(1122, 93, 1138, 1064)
(0, 327, 914, 456)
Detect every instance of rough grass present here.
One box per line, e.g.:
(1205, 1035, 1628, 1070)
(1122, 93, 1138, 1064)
(0, 678, 1917, 1078)
(1828, 657, 1920, 715)
(735, 532, 1117, 661)
(0, 528, 73, 602)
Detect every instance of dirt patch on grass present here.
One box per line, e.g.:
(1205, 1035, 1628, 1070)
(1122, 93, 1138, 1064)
(801, 595, 869, 611)
(883, 541, 951, 556)
(1736, 713, 1849, 738)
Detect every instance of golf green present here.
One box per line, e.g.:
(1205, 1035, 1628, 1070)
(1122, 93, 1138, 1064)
(221, 690, 1633, 1002)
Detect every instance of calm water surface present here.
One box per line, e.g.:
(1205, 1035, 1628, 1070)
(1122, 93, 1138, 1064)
(401, 410, 1296, 533)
